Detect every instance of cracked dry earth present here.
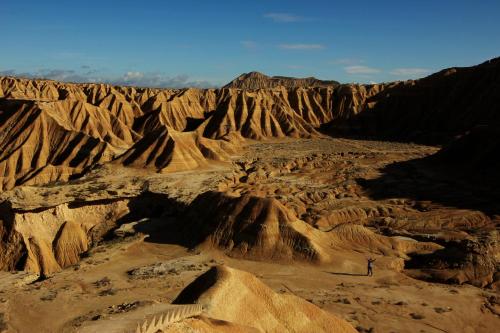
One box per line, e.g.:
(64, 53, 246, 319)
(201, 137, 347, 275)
(0, 137, 499, 333)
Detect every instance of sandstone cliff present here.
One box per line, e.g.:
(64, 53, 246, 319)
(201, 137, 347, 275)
(0, 77, 371, 190)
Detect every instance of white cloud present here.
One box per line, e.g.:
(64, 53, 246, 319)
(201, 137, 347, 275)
(390, 68, 431, 76)
(122, 71, 144, 81)
(240, 40, 258, 49)
(263, 13, 304, 23)
(344, 65, 381, 75)
(330, 58, 363, 65)
(0, 70, 17, 76)
(110, 72, 215, 88)
(279, 44, 325, 50)
(1, 68, 216, 88)
(2, 69, 95, 82)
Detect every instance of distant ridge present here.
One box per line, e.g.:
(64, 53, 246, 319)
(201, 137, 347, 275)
(223, 71, 339, 89)
(1, 57, 499, 190)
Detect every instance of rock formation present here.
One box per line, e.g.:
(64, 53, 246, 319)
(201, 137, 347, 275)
(2, 57, 498, 190)
(333, 57, 500, 144)
(223, 71, 339, 89)
(172, 265, 357, 333)
(118, 127, 243, 173)
(182, 191, 441, 264)
(0, 198, 130, 275)
(1, 57, 499, 289)
(0, 77, 364, 190)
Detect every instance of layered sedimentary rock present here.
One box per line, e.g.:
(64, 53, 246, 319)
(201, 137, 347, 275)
(405, 232, 499, 288)
(223, 71, 339, 89)
(182, 191, 440, 263)
(172, 265, 357, 333)
(0, 99, 119, 190)
(0, 77, 369, 190)
(0, 189, 186, 275)
(200, 88, 327, 139)
(2, 57, 498, 190)
(118, 127, 243, 172)
(1, 58, 499, 284)
(0, 198, 130, 275)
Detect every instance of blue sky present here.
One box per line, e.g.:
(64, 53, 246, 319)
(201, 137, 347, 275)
(1, 0, 499, 87)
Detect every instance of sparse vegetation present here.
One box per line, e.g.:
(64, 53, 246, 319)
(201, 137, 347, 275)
(410, 313, 425, 320)
(93, 277, 111, 288)
(98, 288, 117, 296)
(40, 291, 57, 301)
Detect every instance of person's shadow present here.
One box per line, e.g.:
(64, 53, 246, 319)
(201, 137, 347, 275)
(324, 271, 366, 277)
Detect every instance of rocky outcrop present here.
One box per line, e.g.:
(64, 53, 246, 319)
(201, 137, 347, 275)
(2, 57, 498, 190)
(200, 87, 335, 139)
(0, 202, 25, 271)
(184, 192, 328, 261)
(173, 265, 357, 333)
(0, 198, 130, 275)
(0, 99, 117, 191)
(223, 71, 339, 89)
(77, 304, 204, 333)
(79, 265, 358, 332)
(0, 77, 359, 190)
(405, 231, 500, 287)
(118, 127, 243, 173)
(183, 192, 441, 263)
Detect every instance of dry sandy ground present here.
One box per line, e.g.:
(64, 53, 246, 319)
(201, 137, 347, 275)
(0, 138, 499, 332)
(0, 238, 498, 333)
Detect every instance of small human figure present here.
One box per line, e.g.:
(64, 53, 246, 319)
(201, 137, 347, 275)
(367, 258, 376, 276)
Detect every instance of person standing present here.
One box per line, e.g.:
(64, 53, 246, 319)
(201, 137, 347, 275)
(367, 258, 376, 276)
